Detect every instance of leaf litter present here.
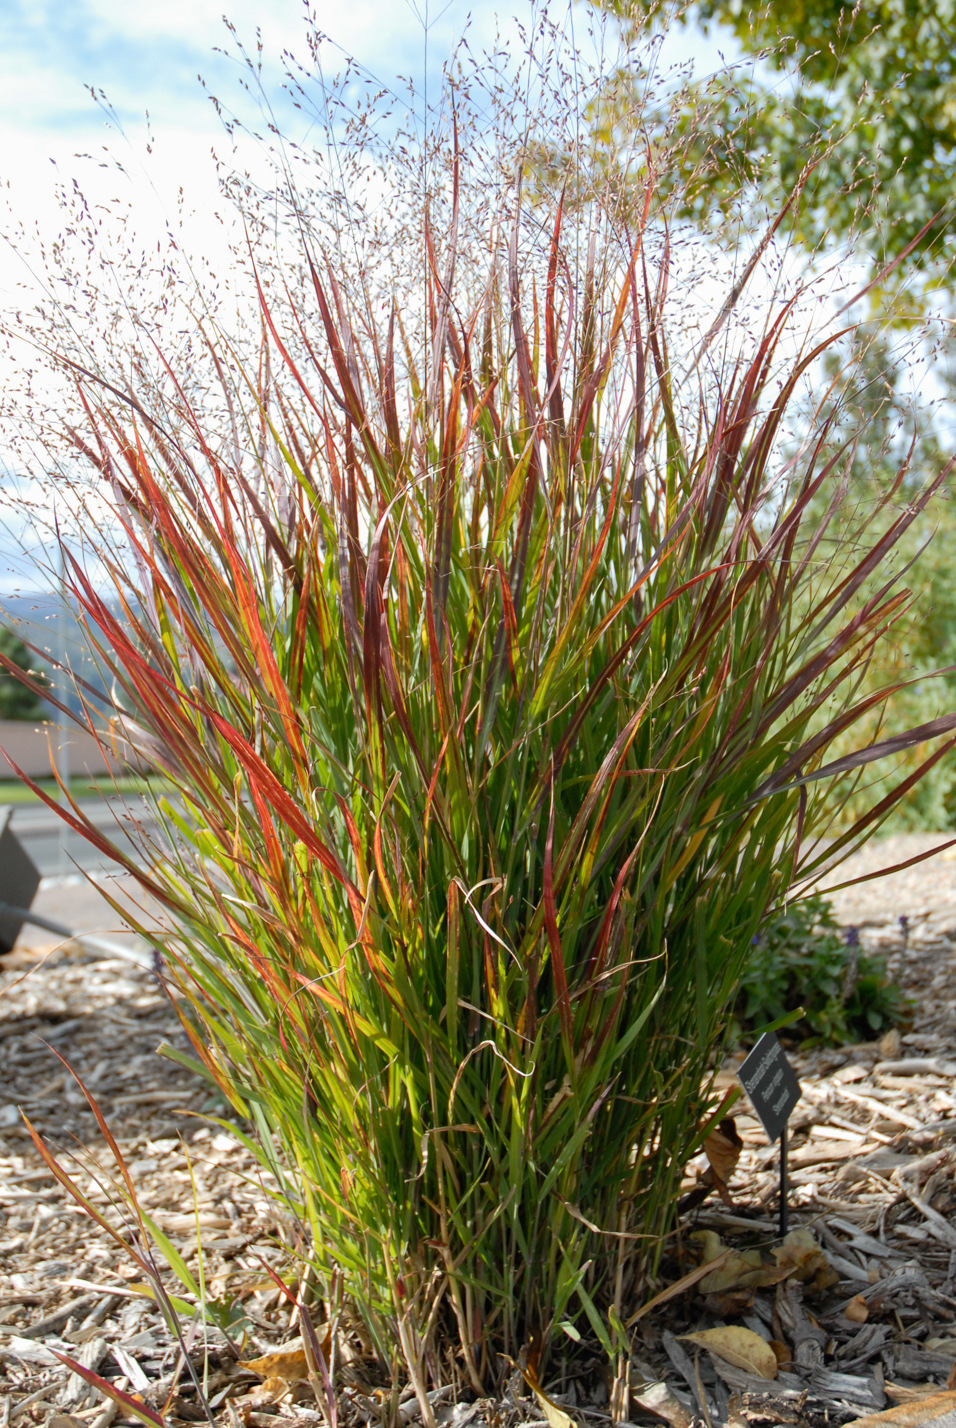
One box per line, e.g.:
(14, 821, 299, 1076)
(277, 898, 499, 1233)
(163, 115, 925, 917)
(3, 840, 956, 1428)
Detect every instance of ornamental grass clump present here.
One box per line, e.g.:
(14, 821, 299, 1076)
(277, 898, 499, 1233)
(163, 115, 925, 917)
(3, 20, 955, 1409)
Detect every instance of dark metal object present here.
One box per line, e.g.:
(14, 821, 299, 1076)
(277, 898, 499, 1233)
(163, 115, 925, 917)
(0, 894, 153, 967)
(779, 1125, 789, 1237)
(0, 806, 41, 952)
(0, 899, 74, 941)
(739, 1030, 801, 1238)
(738, 1031, 801, 1144)
(0, 805, 152, 966)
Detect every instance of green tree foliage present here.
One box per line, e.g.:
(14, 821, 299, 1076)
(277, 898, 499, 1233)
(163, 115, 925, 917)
(581, 3, 956, 830)
(603, 0, 956, 281)
(0, 625, 48, 721)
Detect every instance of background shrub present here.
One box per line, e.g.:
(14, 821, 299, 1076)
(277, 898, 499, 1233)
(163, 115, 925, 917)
(739, 895, 909, 1045)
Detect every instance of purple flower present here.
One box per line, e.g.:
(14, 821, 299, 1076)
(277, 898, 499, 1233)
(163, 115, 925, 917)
(845, 925, 860, 947)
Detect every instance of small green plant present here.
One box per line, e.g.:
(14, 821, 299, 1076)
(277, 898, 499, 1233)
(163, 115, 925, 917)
(739, 895, 909, 1044)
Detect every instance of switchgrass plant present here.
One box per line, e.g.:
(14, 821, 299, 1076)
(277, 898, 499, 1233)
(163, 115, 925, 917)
(3, 12, 955, 1410)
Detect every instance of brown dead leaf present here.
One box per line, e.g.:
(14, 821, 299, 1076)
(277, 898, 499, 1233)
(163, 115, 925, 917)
(690, 1231, 793, 1295)
(241, 1330, 331, 1385)
(769, 1339, 792, 1370)
(701, 1289, 756, 1317)
(249, 1375, 294, 1405)
(698, 1251, 759, 1292)
(520, 1363, 576, 1428)
(867, 1387, 956, 1418)
(756, 1265, 798, 1290)
(704, 1256, 796, 1294)
(693, 1229, 724, 1261)
(631, 1381, 694, 1428)
(241, 1346, 310, 1382)
(773, 1228, 838, 1288)
(703, 1118, 743, 1204)
(680, 1326, 778, 1380)
(844, 1294, 869, 1324)
(626, 1250, 735, 1326)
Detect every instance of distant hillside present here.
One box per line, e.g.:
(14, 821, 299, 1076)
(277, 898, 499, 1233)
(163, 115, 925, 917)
(0, 592, 118, 719)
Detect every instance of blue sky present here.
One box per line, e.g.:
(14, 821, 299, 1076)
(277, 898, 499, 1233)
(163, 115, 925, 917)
(0, 0, 731, 594)
(0, 0, 727, 139)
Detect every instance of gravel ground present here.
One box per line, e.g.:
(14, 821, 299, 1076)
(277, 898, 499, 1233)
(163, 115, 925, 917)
(814, 833, 956, 933)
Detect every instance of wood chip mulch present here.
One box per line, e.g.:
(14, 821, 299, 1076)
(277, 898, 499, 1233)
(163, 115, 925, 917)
(3, 837, 956, 1428)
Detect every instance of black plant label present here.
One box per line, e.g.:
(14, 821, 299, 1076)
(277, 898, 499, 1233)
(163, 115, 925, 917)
(738, 1032, 801, 1144)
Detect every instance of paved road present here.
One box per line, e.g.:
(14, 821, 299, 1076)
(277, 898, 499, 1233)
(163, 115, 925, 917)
(5, 796, 163, 877)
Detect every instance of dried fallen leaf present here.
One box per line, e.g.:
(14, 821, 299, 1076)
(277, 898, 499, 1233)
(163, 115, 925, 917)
(241, 1345, 310, 1382)
(703, 1118, 743, 1191)
(681, 1119, 745, 1210)
(520, 1363, 576, 1428)
(689, 1231, 792, 1294)
(849, 1388, 956, 1422)
(769, 1339, 792, 1370)
(701, 1289, 756, 1317)
(773, 1228, 839, 1288)
(631, 1381, 694, 1428)
(680, 1326, 778, 1381)
(241, 1330, 331, 1385)
(249, 1375, 294, 1405)
(699, 1250, 763, 1293)
(627, 1250, 735, 1326)
(845, 1294, 870, 1324)
(693, 1229, 724, 1262)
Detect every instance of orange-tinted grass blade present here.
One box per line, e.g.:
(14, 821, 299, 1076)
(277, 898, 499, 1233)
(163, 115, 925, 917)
(35, 1046, 154, 1219)
(585, 846, 641, 986)
(21, 1113, 155, 1278)
(49, 1354, 167, 1427)
(549, 566, 732, 779)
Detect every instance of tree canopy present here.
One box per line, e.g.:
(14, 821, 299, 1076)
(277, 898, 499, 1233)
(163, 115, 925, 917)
(0, 625, 48, 721)
(605, 0, 956, 283)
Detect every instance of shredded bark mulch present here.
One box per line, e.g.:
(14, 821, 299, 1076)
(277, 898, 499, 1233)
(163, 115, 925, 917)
(3, 838, 956, 1428)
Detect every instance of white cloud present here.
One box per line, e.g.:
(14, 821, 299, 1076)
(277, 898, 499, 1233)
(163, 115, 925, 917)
(82, 0, 307, 49)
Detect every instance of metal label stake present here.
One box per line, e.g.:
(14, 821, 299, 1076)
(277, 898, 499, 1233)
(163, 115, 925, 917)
(779, 1124, 788, 1237)
(738, 1031, 801, 1237)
